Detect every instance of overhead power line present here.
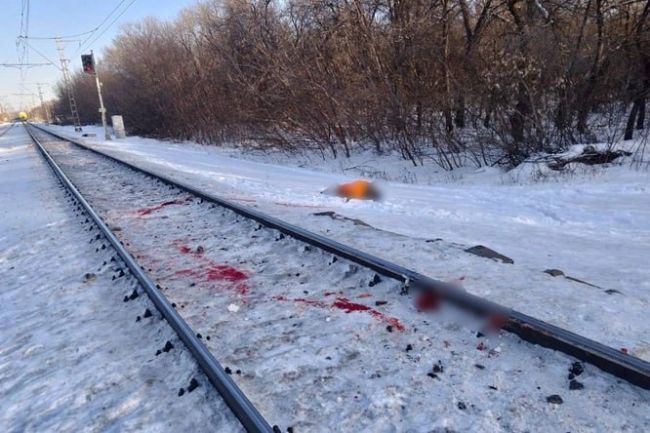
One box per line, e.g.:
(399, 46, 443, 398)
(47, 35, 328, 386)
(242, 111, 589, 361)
(16, 29, 97, 40)
(76, 0, 138, 54)
(23, 39, 62, 71)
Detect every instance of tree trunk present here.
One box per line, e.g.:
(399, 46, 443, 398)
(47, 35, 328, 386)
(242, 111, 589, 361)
(637, 97, 646, 130)
(624, 100, 641, 140)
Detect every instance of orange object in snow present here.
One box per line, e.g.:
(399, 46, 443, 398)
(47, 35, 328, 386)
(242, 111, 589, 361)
(327, 180, 381, 201)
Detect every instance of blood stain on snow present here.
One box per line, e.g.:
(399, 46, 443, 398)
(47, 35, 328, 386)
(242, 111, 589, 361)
(173, 242, 250, 296)
(486, 314, 508, 331)
(206, 265, 248, 282)
(416, 292, 440, 312)
(136, 196, 192, 216)
(275, 295, 404, 331)
(357, 293, 372, 299)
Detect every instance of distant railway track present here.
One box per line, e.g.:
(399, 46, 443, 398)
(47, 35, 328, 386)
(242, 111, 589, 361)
(24, 123, 650, 417)
(0, 121, 16, 138)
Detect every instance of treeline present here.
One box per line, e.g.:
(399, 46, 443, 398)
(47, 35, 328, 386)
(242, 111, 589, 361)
(54, 0, 650, 168)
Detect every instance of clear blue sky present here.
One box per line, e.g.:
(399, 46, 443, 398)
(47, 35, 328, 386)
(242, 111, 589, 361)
(0, 0, 192, 111)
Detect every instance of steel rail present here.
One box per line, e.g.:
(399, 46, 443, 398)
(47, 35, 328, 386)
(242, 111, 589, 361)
(28, 123, 650, 391)
(24, 124, 274, 433)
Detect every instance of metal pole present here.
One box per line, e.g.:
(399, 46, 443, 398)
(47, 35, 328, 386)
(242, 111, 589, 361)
(35, 83, 51, 124)
(56, 37, 82, 132)
(91, 51, 111, 141)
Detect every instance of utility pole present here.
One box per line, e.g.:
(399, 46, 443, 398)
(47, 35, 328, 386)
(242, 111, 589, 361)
(91, 51, 110, 140)
(35, 83, 51, 124)
(55, 37, 82, 132)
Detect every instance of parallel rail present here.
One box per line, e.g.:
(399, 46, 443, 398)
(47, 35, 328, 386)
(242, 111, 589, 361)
(28, 123, 650, 391)
(25, 124, 274, 433)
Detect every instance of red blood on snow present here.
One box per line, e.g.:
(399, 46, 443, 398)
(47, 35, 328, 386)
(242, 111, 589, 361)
(174, 241, 250, 296)
(416, 292, 440, 312)
(293, 298, 328, 308)
(274, 295, 405, 331)
(206, 265, 248, 282)
(486, 314, 508, 331)
(333, 297, 405, 331)
(357, 293, 372, 299)
(136, 197, 192, 216)
(333, 298, 371, 313)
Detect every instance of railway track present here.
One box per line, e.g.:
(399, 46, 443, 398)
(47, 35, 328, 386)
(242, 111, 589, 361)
(25, 123, 650, 431)
(0, 121, 16, 138)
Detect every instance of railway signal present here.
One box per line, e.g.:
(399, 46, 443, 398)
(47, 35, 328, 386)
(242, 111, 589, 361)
(81, 54, 95, 74)
(82, 51, 110, 140)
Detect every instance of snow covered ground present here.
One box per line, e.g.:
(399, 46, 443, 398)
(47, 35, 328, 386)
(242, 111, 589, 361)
(46, 124, 650, 361)
(30, 125, 650, 432)
(0, 125, 242, 432)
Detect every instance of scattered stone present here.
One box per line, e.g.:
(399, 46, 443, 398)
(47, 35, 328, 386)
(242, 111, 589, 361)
(369, 274, 382, 287)
(432, 361, 444, 374)
(135, 316, 141, 322)
(187, 378, 199, 393)
(123, 295, 129, 302)
(128, 289, 138, 300)
(386, 325, 393, 333)
(272, 426, 282, 433)
(225, 367, 232, 374)
(544, 269, 565, 277)
(236, 370, 241, 375)
(178, 388, 185, 397)
(546, 394, 563, 404)
(375, 300, 388, 306)
(143, 309, 152, 318)
(83, 272, 96, 282)
(197, 333, 202, 339)
(465, 245, 514, 264)
(196, 245, 205, 254)
(287, 427, 294, 433)
(427, 372, 438, 379)
(162, 341, 174, 353)
(476, 331, 485, 338)
(569, 380, 584, 390)
(488, 385, 498, 390)
(605, 289, 622, 295)
(155, 350, 162, 356)
(474, 364, 485, 370)
(206, 336, 211, 341)
(406, 344, 413, 352)
(569, 362, 584, 376)
(457, 401, 467, 410)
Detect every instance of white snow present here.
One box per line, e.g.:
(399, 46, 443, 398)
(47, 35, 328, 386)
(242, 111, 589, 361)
(0, 126, 243, 432)
(45, 124, 650, 360)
